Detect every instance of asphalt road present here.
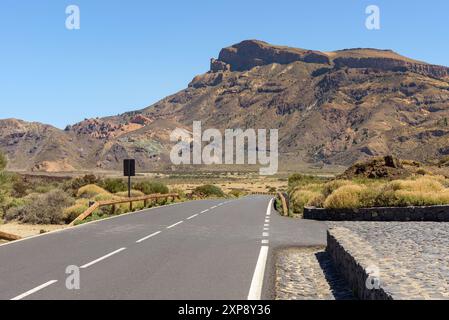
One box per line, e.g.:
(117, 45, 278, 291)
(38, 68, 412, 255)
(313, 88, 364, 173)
(0, 195, 326, 300)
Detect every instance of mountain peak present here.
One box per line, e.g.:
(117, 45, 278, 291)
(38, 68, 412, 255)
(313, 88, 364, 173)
(211, 40, 449, 79)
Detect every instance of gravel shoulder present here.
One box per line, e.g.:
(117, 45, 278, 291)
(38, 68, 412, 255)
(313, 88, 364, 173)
(275, 247, 354, 300)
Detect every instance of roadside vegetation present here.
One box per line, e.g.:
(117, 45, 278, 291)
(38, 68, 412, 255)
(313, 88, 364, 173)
(0, 151, 233, 227)
(288, 158, 449, 215)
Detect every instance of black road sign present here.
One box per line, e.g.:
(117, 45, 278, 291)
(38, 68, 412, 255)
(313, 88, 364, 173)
(124, 159, 136, 177)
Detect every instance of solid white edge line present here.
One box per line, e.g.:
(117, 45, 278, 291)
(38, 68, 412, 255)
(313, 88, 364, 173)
(80, 247, 127, 269)
(187, 214, 198, 220)
(248, 246, 269, 300)
(247, 198, 273, 300)
(11, 280, 58, 300)
(266, 199, 273, 216)
(136, 231, 161, 243)
(167, 221, 183, 229)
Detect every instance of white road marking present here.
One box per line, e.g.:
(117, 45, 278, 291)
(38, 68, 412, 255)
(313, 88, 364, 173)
(210, 206, 218, 209)
(80, 248, 127, 269)
(261, 240, 269, 245)
(11, 280, 58, 300)
(136, 231, 161, 243)
(266, 200, 272, 216)
(248, 198, 273, 300)
(201, 209, 209, 214)
(265, 219, 270, 223)
(262, 232, 269, 237)
(248, 246, 269, 300)
(264, 224, 269, 227)
(263, 227, 269, 231)
(187, 214, 198, 220)
(167, 221, 183, 229)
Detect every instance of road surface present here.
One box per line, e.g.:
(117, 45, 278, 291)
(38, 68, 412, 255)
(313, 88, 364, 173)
(0, 195, 326, 300)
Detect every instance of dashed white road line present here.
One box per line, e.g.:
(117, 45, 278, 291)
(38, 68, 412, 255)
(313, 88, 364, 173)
(167, 221, 183, 229)
(136, 231, 161, 243)
(262, 232, 269, 237)
(201, 209, 209, 214)
(210, 206, 218, 209)
(11, 280, 58, 300)
(264, 224, 269, 227)
(261, 240, 269, 245)
(263, 227, 269, 231)
(187, 214, 198, 220)
(265, 219, 270, 223)
(80, 248, 127, 269)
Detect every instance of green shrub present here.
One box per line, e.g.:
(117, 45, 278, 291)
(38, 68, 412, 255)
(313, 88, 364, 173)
(228, 189, 246, 198)
(11, 178, 28, 198)
(290, 189, 322, 213)
(170, 188, 186, 199)
(99, 178, 128, 193)
(322, 180, 352, 197)
(288, 174, 321, 188)
(4, 189, 75, 224)
(133, 181, 169, 195)
(0, 151, 7, 171)
(64, 174, 100, 195)
(193, 185, 225, 198)
(63, 203, 89, 222)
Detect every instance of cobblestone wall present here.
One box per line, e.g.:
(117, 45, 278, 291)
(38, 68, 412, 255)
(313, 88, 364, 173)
(327, 223, 449, 300)
(305, 206, 449, 221)
(326, 228, 393, 300)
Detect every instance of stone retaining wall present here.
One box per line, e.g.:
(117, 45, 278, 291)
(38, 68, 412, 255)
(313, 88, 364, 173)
(304, 205, 449, 221)
(326, 228, 393, 300)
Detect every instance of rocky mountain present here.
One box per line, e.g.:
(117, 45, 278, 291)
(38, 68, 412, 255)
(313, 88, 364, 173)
(1, 40, 449, 172)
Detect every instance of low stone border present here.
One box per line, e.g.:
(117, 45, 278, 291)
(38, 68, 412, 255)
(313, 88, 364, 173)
(326, 228, 392, 300)
(304, 205, 449, 221)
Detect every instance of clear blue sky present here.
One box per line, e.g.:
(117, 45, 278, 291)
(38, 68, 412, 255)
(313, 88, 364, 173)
(1, 0, 448, 128)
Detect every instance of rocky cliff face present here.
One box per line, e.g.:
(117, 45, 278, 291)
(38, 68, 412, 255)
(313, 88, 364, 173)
(213, 40, 449, 79)
(1, 40, 449, 172)
(217, 40, 331, 71)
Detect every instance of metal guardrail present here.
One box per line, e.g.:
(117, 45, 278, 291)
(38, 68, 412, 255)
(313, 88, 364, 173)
(69, 193, 180, 226)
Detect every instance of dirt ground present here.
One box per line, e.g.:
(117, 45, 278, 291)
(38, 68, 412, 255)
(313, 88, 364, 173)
(169, 177, 288, 194)
(0, 222, 66, 239)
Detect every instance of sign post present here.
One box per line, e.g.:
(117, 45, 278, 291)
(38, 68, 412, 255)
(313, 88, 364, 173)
(123, 159, 136, 198)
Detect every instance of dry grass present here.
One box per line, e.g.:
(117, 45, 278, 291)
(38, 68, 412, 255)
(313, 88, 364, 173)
(324, 185, 366, 209)
(114, 190, 145, 198)
(76, 184, 109, 198)
(289, 174, 449, 212)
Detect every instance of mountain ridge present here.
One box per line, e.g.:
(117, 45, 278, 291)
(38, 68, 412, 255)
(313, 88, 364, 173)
(1, 40, 449, 172)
